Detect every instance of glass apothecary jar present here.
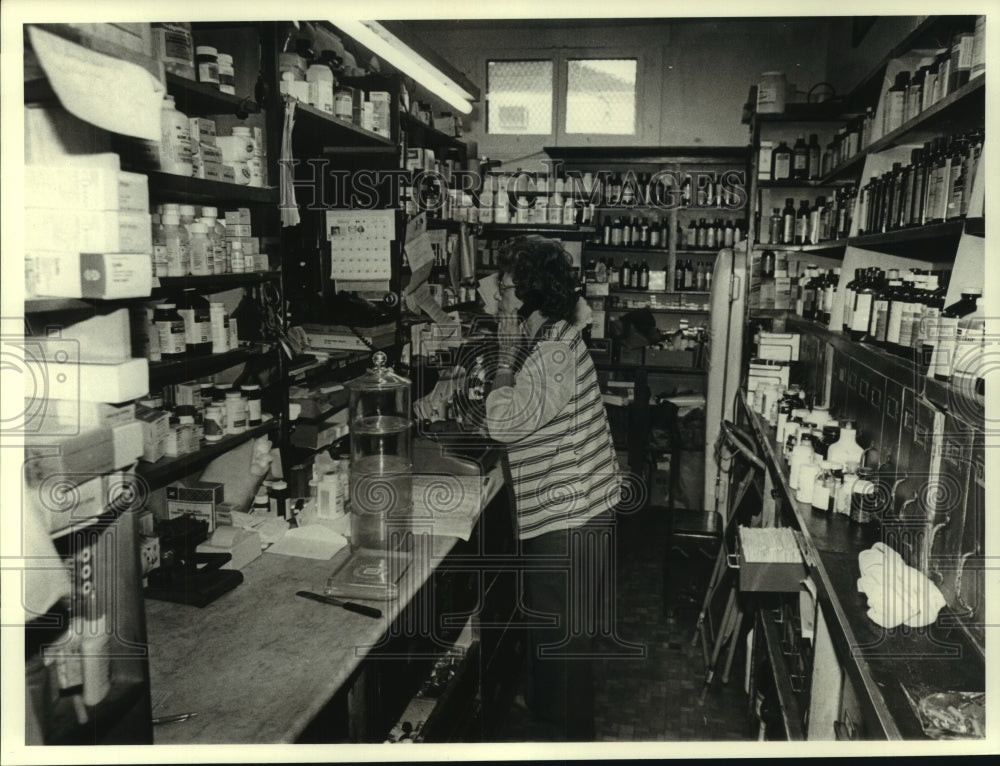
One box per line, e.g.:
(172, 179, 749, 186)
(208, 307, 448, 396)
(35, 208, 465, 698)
(345, 351, 412, 550)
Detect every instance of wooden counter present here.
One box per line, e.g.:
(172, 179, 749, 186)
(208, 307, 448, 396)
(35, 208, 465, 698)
(145, 464, 504, 744)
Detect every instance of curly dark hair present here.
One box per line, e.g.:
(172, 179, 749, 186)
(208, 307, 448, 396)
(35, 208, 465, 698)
(498, 236, 578, 322)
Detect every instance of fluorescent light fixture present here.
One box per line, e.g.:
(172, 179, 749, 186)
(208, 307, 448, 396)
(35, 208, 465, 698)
(332, 19, 475, 115)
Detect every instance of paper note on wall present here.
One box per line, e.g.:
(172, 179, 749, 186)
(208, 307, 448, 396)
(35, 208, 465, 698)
(326, 210, 393, 280)
(403, 231, 435, 291)
(28, 26, 163, 140)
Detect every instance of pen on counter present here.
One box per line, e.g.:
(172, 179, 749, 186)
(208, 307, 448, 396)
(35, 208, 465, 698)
(152, 712, 198, 725)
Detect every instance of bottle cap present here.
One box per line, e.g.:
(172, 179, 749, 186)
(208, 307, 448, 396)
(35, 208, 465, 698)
(196, 46, 218, 56)
(217, 53, 233, 65)
(156, 303, 176, 310)
(201, 206, 218, 216)
(271, 481, 288, 491)
(839, 419, 857, 430)
(179, 204, 197, 216)
(161, 211, 180, 224)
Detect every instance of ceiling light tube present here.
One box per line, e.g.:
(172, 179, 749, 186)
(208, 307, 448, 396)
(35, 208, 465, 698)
(332, 18, 474, 114)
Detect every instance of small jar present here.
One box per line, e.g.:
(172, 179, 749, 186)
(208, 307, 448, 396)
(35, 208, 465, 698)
(217, 52, 235, 95)
(224, 390, 247, 434)
(196, 46, 220, 88)
(177, 412, 197, 453)
(204, 404, 225, 442)
(241, 383, 262, 426)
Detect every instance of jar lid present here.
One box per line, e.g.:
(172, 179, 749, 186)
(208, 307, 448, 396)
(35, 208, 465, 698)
(179, 204, 197, 215)
(345, 350, 411, 392)
(196, 45, 218, 56)
(241, 384, 260, 391)
(155, 303, 176, 310)
(232, 126, 252, 135)
(201, 206, 218, 216)
(217, 53, 233, 65)
(254, 489, 269, 502)
(178, 414, 195, 424)
(226, 390, 243, 398)
(161, 211, 180, 224)
(271, 480, 288, 491)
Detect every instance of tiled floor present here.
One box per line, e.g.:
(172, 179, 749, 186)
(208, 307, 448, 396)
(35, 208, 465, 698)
(496, 505, 752, 742)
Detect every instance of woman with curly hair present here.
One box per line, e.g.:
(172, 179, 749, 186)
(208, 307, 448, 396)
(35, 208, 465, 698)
(486, 236, 621, 741)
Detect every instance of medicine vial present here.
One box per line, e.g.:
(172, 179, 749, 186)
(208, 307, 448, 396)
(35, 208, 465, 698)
(196, 46, 220, 88)
(154, 304, 187, 359)
(225, 390, 247, 434)
(241, 384, 263, 426)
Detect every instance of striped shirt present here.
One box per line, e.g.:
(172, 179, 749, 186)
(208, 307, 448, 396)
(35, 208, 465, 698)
(485, 319, 621, 540)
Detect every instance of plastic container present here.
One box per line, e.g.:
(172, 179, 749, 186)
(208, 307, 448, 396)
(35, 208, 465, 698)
(307, 64, 335, 113)
(827, 420, 864, 467)
(196, 46, 220, 87)
(204, 405, 225, 442)
(241, 384, 263, 426)
(333, 88, 353, 121)
(345, 351, 412, 551)
(217, 53, 236, 95)
(225, 390, 247, 434)
(159, 95, 194, 176)
(187, 221, 212, 276)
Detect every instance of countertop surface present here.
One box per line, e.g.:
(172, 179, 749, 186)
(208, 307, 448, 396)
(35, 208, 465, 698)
(144, 463, 504, 744)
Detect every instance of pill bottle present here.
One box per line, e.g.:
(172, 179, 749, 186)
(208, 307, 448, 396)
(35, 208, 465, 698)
(217, 52, 236, 95)
(154, 304, 186, 360)
(225, 390, 247, 434)
(241, 383, 263, 426)
(196, 46, 220, 88)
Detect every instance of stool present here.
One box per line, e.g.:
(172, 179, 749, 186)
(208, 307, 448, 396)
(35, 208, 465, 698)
(663, 510, 723, 618)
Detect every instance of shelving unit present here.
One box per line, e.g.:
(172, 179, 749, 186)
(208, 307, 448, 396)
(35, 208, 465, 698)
(740, 15, 985, 741)
(148, 343, 275, 388)
(136, 419, 279, 489)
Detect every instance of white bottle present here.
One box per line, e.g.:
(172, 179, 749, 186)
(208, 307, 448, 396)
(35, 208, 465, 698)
(306, 64, 335, 113)
(198, 216, 220, 275)
(161, 210, 189, 277)
(188, 222, 212, 276)
(230, 239, 246, 273)
(200, 207, 228, 273)
(827, 420, 864, 467)
(159, 95, 194, 176)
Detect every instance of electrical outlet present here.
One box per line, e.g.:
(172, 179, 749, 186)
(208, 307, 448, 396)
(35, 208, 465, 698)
(139, 535, 160, 575)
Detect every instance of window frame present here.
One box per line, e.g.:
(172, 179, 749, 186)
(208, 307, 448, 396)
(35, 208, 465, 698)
(479, 46, 647, 154)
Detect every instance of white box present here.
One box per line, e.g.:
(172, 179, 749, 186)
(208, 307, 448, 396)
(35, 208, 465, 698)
(41, 357, 149, 404)
(111, 421, 144, 466)
(224, 208, 252, 225)
(25, 210, 153, 254)
(757, 332, 800, 362)
(25, 166, 149, 213)
(189, 117, 217, 146)
(26, 252, 153, 299)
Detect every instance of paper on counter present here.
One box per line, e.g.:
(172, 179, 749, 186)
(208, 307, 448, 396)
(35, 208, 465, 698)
(28, 26, 163, 140)
(265, 525, 348, 560)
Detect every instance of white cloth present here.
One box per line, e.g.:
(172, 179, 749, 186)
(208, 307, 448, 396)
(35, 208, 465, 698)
(856, 542, 946, 628)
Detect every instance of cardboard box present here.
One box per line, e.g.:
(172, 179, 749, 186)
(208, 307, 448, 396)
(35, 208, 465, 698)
(111, 420, 143, 466)
(167, 481, 225, 531)
(134, 403, 170, 462)
(189, 118, 217, 146)
(200, 161, 224, 181)
(220, 165, 236, 184)
(25, 209, 152, 254)
(25, 165, 149, 213)
(226, 223, 252, 238)
(26, 251, 153, 299)
(39, 356, 148, 404)
(225, 208, 252, 225)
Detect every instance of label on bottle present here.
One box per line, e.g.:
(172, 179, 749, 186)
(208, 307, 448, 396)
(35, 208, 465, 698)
(795, 214, 808, 243)
(157, 319, 186, 355)
(886, 299, 906, 345)
(851, 292, 874, 332)
(773, 154, 791, 180)
(872, 299, 889, 340)
(931, 316, 959, 378)
(782, 214, 795, 244)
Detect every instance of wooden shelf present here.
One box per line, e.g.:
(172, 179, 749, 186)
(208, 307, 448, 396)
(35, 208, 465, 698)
(136, 419, 278, 489)
(144, 172, 278, 205)
(478, 223, 595, 237)
(153, 271, 279, 296)
(747, 101, 857, 127)
(849, 219, 965, 257)
(586, 244, 672, 255)
(166, 72, 260, 118)
(291, 99, 393, 147)
(753, 239, 850, 256)
(148, 343, 274, 388)
(817, 151, 868, 185)
(758, 178, 850, 189)
(606, 305, 710, 315)
(400, 112, 467, 155)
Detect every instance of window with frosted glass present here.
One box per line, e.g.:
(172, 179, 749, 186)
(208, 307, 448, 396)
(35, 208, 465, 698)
(566, 59, 637, 134)
(486, 60, 553, 134)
